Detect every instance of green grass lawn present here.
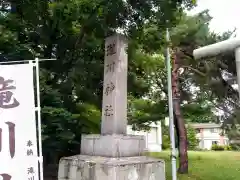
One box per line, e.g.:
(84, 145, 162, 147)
(150, 151, 240, 180)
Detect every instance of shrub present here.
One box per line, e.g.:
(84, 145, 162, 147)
(211, 144, 224, 151)
(224, 145, 232, 151)
(230, 143, 240, 151)
(194, 147, 203, 151)
(162, 135, 170, 149)
(194, 147, 208, 151)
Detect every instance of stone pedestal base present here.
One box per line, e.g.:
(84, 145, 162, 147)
(81, 134, 146, 157)
(58, 155, 165, 180)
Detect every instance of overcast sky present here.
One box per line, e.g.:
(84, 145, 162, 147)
(189, 0, 240, 36)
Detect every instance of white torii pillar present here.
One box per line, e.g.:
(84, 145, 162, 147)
(193, 37, 240, 97)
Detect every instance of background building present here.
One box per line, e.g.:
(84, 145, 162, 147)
(190, 123, 229, 150)
(127, 122, 162, 152)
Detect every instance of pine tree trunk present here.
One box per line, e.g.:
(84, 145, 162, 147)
(172, 49, 188, 174)
(174, 112, 180, 153)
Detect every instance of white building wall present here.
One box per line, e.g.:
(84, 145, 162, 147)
(195, 127, 229, 150)
(204, 140, 213, 150)
(127, 122, 162, 152)
(203, 128, 221, 138)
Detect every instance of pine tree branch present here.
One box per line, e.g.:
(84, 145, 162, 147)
(181, 65, 206, 77)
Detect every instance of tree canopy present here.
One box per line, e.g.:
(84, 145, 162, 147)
(2, 0, 239, 177)
(0, 0, 198, 167)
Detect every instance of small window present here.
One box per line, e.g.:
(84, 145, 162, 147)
(212, 141, 218, 145)
(195, 129, 201, 133)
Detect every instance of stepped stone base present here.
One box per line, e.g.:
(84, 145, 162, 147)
(81, 134, 146, 157)
(58, 155, 165, 180)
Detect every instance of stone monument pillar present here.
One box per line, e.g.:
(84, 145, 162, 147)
(101, 34, 128, 135)
(58, 33, 165, 180)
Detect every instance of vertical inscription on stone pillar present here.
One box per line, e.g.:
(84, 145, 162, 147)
(101, 34, 128, 135)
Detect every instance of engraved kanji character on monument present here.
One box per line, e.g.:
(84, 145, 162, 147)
(106, 42, 116, 56)
(106, 62, 115, 73)
(104, 105, 113, 117)
(105, 82, 115, 96)
(0, 76, 19, 109)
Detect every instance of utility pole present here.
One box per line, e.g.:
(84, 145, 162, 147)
(165, 27, 177, 180)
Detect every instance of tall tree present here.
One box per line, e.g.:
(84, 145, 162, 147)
(172, 49, 188, 173)
(138, 9, 221, 173)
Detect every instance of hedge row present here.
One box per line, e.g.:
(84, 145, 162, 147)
(211, 144, 232, 151)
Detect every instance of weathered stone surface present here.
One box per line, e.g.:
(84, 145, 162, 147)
(101, 34, 128, 135)
(81, 134, 146, 157)
(58, 155, 165, 180)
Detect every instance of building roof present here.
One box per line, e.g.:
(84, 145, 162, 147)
(188, 123, 221, 129)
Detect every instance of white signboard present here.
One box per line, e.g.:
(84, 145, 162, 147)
(0, 64, 39, 180)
